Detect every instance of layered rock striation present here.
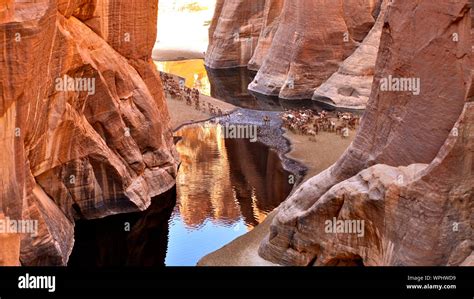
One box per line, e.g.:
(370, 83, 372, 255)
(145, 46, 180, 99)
(259, 0, 473, 266)
(0, 0, 178, 266)
(312, 0, 388, 109)
(247, 0, 284, 71)
(205, 0, 266, 69)
(247, 0, 380, 99)
(206, 0, 383, 103)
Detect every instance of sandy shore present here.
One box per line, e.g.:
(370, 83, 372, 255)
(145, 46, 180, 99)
(167, 94, 236, 131)
(284, 129, 356, 182)
(153, 47, 205, 62)
(154, 0, 214, 62)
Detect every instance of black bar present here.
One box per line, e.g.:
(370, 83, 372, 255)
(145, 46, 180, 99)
(0, 267, 472, 298)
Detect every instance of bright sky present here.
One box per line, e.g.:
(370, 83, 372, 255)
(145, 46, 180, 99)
(155, 0, 216, 57)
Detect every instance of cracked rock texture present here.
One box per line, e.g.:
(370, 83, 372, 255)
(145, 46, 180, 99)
(259, 0, 473, 266)
(0, 0, 178, 266)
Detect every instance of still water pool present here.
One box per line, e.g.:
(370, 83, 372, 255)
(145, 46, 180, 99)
(69, 124, 293, 266)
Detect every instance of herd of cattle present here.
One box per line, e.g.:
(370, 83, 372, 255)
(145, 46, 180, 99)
(280, 109, 360, 138)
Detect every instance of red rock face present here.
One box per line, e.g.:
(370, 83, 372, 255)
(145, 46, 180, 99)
(248, 0, 378, 99)
(247, 0, 284, 71)
(209, 0, 225, 45)
(259, 0, 473, 266)
(205, 0, 266, 69)
(0, 0, 14, 20)
(343, 0, 381, 42)
(0, 0, 178, 265)
(313, 0, 388, 109)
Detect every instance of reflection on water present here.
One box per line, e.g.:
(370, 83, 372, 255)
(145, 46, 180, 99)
(155, 59, 285, 111)
(206, 67, 286, 111)
(155, 59, 211, 95)
(68, 188, 176, 267)
(69, 124, 293, 266)
(155, 59, 354, 112)
(167, 124, 293, 265)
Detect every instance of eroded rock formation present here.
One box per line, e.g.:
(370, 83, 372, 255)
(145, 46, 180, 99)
(0, 0, 178, 265)
(259, 0, 473, 266)
(247, 0, 380, 99)
(247, 0, 284, 71)
(312, 0, 388, 109)
(205, 0, 266, 69)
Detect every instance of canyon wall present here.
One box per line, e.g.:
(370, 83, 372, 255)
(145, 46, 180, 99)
(205, 0, 266, 69)
(247, 0, 379, 99)
(0, 0, 178, 265)
(247, 0, 284, 71)
(0, 0, 14, 20)
(312, 0, 388, 109)
(207, 0, 382, 102)
(259, 0, 473, 266)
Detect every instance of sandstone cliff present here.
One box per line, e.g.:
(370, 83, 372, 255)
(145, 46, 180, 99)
(312, 0, 388, 109)
(248, 0, 379, 99)
(0, 0, 178, 266)
(259, 0, 473, 266)
(205, 0, 266, 69)
(247, 0, 284, 71)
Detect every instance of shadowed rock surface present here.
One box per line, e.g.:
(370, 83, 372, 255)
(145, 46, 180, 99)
(247, 0, 284, 71)
(205, 0, 266, 69)
(0, 0, 178, 265)
(259, 0, 473, 266)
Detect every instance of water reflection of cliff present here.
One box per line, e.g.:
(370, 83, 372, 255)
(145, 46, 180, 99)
(68, 188, 176, 267)
(154, 59, 285, 110)
(175, 124, 292, 231)
(225, 138, 291, 229)
(175, 125, 238, 228)
(155, 59, 211, 95)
